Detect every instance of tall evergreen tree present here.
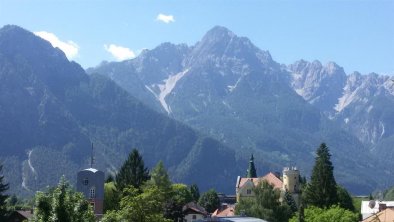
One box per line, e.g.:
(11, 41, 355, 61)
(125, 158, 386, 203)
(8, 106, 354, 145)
(337, 185, 355, 211)
(303, 143, 338, 208)
(0, 163, 9, 220)
(246, 154, 257, 178)
(284, 191, 298, 213)
(190, 184, 200, 202)
(147, 161, 172, 196)
(115, 149, 149, 192)
(298, 202, 305, 222)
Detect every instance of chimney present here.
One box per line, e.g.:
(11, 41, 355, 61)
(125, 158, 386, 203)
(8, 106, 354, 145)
(379, 203, 387, 212)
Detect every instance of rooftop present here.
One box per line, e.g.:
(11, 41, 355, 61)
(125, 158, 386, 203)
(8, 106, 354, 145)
(82, 168, 99, 173)
(361, 200, 394, 219)
(237, 172, 283, 190)
(362, 208, 394, 222)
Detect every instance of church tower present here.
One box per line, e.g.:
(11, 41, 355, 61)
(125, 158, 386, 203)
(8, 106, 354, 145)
(77, 144, 104, 216)
(246, 154, 257, 178)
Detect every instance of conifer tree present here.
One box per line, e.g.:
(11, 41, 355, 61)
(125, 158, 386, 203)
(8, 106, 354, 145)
(246, 154, 257, 178)
(303, 143, 338, 208)
(190, 184, 200, 202)
(115, 149, 149, 192)
(0, 163, 9, 220)
(147, 161, 172, 196)
(337, 185, 355, 211)
(284, 191, 298, 213)
(298, 202, 305, 222)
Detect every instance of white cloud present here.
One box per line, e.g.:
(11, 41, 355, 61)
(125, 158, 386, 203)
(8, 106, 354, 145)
(156, 13, 175, 24)
(34, 31, 79, 59)
(104, 44, 135, 61)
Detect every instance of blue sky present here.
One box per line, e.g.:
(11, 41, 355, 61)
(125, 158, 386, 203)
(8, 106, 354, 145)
(0, 0, 393, 74)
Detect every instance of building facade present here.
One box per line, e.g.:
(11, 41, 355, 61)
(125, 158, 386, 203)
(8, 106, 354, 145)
(76, 168, 105, 216)
(235, 155, 301, 205)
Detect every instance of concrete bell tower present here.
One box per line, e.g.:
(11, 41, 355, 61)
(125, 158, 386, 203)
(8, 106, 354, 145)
(77, 143, 104, 216)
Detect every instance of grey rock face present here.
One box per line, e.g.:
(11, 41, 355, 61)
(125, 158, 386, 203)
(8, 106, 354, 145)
(289, 60, 347, 113)
(90, 26, 390, 194)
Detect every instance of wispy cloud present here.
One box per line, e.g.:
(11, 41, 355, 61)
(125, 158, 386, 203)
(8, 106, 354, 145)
(156, 13, 175, 24)
(104, 44, 135, 61)
(34, 31, 79, 59)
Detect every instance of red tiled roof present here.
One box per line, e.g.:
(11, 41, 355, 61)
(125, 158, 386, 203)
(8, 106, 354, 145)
(183, 202, 208, 215)
(238, 177, 260, 188)
(212, 205, 235, 217)
(362, 208, 394, 222)
(262, 172, 283, 189)
(237, 172, 283, 190)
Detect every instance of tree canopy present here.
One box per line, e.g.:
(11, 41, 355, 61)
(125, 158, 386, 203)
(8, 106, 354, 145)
(163, 183, 193, 221)
(189, 184, 200, 202)
(115, 149, 150, 192)
(104, 182, 119, 213)
(146, 161, 172, 196)
(198, 189, 220, 214)
(33, 176, 95, 222)
(102, 186, 171, 222)
(0, 163, 9, 220)
(336, 185, 355, 211)
(303, 143, 338, 208)
(289, 205, 358, 222)
(235, 180, 292, 222)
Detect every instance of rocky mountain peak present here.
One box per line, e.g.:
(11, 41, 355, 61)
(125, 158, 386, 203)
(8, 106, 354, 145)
(325, 61, 342, 74)
(201, 26, 236, 42)
(289, 60, 347, 112)
(0, 25, 67, 61)
(0, 25, 86, 99)
(187, 26, 272, 68)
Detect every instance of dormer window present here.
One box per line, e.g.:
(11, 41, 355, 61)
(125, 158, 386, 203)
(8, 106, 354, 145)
(83, 178, 89, 186)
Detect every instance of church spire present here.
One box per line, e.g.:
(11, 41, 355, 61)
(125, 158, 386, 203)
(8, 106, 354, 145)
(90, 143, 95, 168)
(246, 154, 257, 178)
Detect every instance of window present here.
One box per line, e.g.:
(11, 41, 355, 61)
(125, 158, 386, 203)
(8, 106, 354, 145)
(83, 178, 89, 186)
(90, 187, 96, 198)
(246, 189, 252, 195)
(192, 215, 197, 219)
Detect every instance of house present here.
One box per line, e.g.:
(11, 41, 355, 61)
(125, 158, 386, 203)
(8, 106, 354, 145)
(183, 202, 208, 222)
(235, 155, 301, 205)
(8, 210, 33, 222)
(196, 216, 268, 222)
(212, 204, 236, 217)
(218, 193, 236, 205)
(76, 144, 105, 216)
(235, 172, 283, 202)
(362, 207, 394, 222)
(361, 200, 394, 220)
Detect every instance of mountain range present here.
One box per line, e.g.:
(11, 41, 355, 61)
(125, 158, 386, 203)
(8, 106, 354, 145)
(0, 25, 393, 196)
(0, 25, 240, 196)
(89, 26, 394, 194)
